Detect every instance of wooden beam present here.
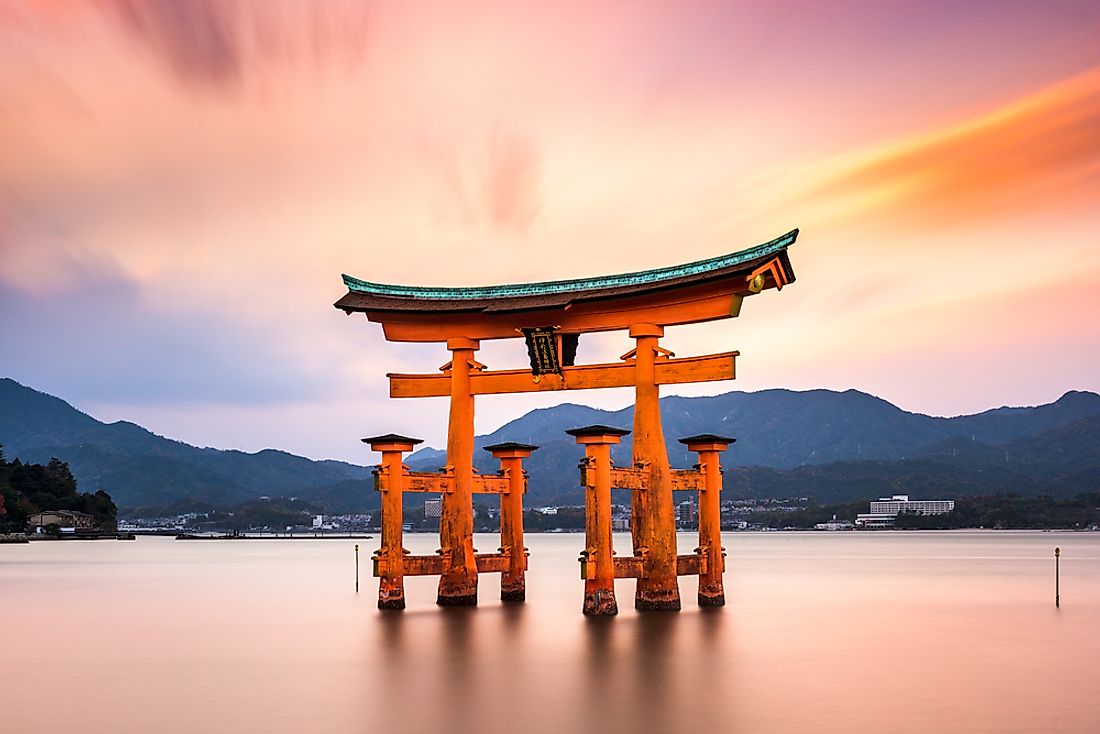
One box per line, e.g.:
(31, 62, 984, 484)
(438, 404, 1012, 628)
(612, 556, 646, 579)
(608, 467, 648, 490)
(474, 552, 511, 573)
(403, 473, 451, 493)
(676, 553, 707, 576)
(374, 552, 515, 577)
(473, 475, 509, 494)
(374, 554, 445, 577)
(389, 351, 738, 398)
(580, 466, 706, 491)
(373, 283, 747, 342)
(670, 470, 706, 492)
(377, 470, 509, 494)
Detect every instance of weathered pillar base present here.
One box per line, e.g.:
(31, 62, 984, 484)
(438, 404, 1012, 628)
(436, 584, 478, 606)
(698, 587, 726, 607)
(583, 589, 618, 616)
(436, 595, 478, 606)
(500, 581, 526, 603)
(378, 579, 406, 610)
(378, 595, 406, 611)
(635, 588, 681, 612)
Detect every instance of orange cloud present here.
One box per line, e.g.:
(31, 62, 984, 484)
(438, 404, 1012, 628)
(801, 66, 1100, 226)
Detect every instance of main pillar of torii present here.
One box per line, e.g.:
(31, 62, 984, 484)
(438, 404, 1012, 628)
(336, 229, 798, 609)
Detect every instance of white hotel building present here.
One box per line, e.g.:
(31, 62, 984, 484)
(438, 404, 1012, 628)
(855, 495, 955, 529)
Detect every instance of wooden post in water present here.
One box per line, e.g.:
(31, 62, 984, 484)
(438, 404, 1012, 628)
(363, 433, 423, 610)
(680, 434, 735, 607)
(1055, 546, 1060, 608)
(355, 543, 360, 593)
(485, 442, 538, 602)
(568, 425, 630, 616)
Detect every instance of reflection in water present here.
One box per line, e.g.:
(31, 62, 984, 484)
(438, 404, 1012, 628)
(4, 532, 1100, 734)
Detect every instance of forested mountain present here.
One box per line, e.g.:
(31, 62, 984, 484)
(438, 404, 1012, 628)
(0, 378, 370, 511)
(3, 377, 1098, 512)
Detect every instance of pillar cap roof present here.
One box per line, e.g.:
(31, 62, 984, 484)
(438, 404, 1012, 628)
(565, 424, 632, 438)
(678, 433, 736, 445)
(483, 441, 540, 452)
(361, 433, 424, 445)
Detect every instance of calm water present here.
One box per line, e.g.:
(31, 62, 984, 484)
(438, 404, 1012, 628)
(3, 531, 1098, 733)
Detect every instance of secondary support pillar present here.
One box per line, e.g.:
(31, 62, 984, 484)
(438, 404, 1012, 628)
(568, 425, 629, 615)
(485, 442, 538, 602)
(438, 336, 480, 606)
(363, 433, 423, 610)
(629, 323, 680, 611)
(680, 434, 734, 607)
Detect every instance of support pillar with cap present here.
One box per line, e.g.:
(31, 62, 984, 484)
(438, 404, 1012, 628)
(438, 336, 481, 606)
(629, 323, 680, 611)
(567, 425, 630, 616)
(680, 434, 735, 607)
(485, 442, 538, 602)
(363, 433, 423, 610)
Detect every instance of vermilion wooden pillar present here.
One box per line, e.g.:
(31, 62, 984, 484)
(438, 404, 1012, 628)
(568, 425, 629, 616)
(680, 434, 735, 607)
(363, 433, 423, 610)
(438, 336, 480, 606)
(485, 442, 537, 602)
(629, 323, 680, 611)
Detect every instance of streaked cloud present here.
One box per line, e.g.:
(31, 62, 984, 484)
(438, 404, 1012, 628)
(796, 66, 1100, 227)
(105, 0, 369, 89)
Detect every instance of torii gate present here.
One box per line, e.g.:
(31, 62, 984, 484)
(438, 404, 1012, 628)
(336, 229, 798, 613)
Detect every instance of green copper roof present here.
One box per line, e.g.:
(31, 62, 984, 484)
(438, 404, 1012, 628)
(342, 229, 798, 300)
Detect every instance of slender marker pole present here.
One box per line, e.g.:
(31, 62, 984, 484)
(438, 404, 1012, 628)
(1054, 546, 1060, 608)
(355, 544, 360, 593)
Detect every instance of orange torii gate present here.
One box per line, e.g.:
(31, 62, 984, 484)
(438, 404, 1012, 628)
(336, 229, 798, 613)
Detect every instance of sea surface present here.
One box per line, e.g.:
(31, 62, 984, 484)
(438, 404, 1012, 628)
(3, 531, 1097, 733)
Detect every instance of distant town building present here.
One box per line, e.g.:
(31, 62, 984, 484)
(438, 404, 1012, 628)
(677, 499, 697, 527)
(424, 498, 442, 518)
(814, 515, 854, 531)
(870, 495, 955, 515)
(27, 510, 95, 531)
(856, 495, 955, 529)
(312, 514, 324, 529)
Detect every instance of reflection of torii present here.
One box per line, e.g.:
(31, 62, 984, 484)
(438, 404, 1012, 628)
(337, 228, 799, 613)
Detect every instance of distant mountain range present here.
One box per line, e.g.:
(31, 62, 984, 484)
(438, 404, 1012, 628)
(2, 377, 1099, 513)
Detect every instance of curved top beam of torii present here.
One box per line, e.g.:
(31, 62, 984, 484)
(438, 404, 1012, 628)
(334, 229, 798, 343)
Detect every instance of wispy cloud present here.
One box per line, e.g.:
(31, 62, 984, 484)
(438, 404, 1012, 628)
(105, 0, 370, 90)
(798, 66, 1100, 226)
(418, 129, 542, 234)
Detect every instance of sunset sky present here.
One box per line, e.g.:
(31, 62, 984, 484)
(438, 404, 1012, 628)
(2, 1, 1098, 462)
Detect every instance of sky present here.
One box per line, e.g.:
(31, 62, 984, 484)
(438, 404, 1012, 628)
(2, 0, 1099, 463)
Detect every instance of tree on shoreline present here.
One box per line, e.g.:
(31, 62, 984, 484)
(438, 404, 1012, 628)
(0, 445, 117, 532)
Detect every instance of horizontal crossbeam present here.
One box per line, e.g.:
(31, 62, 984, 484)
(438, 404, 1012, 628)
(389, 351, 737, 399)
(676, 553, 707, 576)
(474, 552, 511, 574)
(373, 553, 445, 577)
(580, 466, 707, 492)
(373, 552, 517, 577)
(613, 555, 646, 579)
(375, 470, 510, 494)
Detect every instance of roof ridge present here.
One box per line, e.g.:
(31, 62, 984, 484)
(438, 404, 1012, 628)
(341, 229, 798, 300)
